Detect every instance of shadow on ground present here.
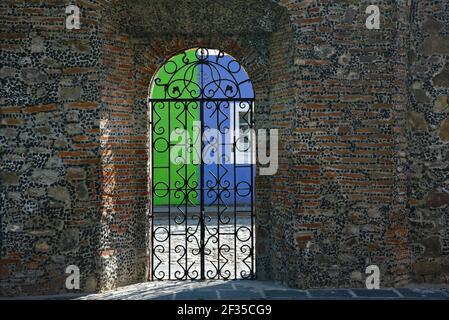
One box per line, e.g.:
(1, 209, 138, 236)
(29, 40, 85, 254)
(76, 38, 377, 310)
(4, 281, 449, 300)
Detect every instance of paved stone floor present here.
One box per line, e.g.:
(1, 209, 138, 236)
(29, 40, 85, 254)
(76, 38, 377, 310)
(153, 210, 254, 280)
(6, 281, 449, 300)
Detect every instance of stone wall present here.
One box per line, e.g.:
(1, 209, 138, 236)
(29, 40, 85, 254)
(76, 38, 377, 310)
(407, 0, 449, 283)
(0, 0, 105, 295)
(0, 0, 448, 296)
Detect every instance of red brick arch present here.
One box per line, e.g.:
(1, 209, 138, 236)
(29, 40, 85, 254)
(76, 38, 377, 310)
(98, 0, 296, 290)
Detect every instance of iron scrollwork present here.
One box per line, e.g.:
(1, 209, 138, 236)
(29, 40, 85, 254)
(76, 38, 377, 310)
(150, 48, 255, 280)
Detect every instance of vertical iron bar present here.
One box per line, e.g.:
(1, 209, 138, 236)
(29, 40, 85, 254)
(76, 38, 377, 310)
(168, 101, 171, 280)
(185, 101, 188, 280)
(200, 51, 205, 280)
(200, 99, 205, 280)
(217, 101, 220, 279)
(150, 101, 154, 280)
(250, 101, 255, 278)
(233, 101, 237, 280)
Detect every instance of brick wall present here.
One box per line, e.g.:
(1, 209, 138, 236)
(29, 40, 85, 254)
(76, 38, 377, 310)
(268, 0, 411, 288)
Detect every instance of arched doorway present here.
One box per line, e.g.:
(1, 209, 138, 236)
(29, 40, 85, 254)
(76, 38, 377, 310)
(149, 48, 255, 280)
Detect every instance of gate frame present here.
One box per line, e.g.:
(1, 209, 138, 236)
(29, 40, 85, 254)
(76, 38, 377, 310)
(147, 47, 256, 281)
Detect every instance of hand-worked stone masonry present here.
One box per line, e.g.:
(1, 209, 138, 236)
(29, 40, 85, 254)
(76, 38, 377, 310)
(0, 0, 448, 296)
(407, 0, 449, 284)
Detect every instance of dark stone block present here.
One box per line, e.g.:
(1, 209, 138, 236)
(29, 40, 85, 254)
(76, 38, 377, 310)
(175, 290, 218, 300)
(397, 288, 448, 299)
(426, 190, 449, 208)
(433, 64, 449, 87)
(308, 289, 353, 298)
(352, 289, 400, 298)
(264, 289, 308, 299)
(59, 229, 80, 252)
(423, 17, 443, 34)
(218, 290, 263, 300)
(149, 294, 174, 300)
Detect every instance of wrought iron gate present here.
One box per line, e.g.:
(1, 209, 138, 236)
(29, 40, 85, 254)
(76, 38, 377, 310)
(149, 48, 255, 280)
